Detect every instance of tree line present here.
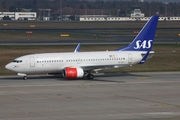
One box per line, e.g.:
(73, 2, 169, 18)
(0, 0, 179, 17)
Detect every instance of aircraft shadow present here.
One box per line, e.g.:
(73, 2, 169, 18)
(0, 72, 150, 83)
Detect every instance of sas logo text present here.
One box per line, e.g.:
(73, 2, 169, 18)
(134, 40, 153, 49)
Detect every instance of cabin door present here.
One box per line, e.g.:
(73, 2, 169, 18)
(128, 53, 132, 64)
(29, 57, 35, 67)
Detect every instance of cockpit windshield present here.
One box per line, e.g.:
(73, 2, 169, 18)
(13, 60, 22, 63)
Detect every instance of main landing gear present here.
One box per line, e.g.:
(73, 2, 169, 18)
(87, 73, 94, 80)
(23, 76, 27, 80)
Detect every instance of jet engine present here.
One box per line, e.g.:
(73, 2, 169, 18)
(62, 67, 84, 78)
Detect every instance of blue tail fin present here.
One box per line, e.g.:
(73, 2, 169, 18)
(116, 15, 159, 51)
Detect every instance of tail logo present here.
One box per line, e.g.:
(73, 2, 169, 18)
(134, 40, 153, 49)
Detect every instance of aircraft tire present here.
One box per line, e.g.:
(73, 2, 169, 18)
(87, 74, 94, 80)
(23, 76, 27, 80)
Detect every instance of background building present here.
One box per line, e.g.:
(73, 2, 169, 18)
(0, 12, 36, 20)
(129, 7, 144, 19)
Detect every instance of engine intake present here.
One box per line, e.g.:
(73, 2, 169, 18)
(62, 67, 84, 78)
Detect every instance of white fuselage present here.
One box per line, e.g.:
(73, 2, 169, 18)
(5, 51, 144, 74)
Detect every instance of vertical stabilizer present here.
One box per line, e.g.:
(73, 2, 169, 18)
(117, 15, 159, 51)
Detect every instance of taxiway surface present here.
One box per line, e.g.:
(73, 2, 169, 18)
(0, 72, 180, 120)
(0, 36, 179, 45)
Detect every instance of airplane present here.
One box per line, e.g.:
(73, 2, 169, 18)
(5, 15, 159, 80)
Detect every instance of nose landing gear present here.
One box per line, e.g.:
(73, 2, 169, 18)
(17, 73, 27, 80)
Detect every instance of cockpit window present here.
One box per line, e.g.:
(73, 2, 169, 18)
(13, 60, 22, 63)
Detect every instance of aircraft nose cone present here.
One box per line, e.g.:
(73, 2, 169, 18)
(5, 63, 12, 71)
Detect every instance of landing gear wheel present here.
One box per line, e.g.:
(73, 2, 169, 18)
(87, 74, 94, 80)
(23, 76, 27, 80)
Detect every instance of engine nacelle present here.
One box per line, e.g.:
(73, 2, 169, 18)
(62, 67, 84, 78)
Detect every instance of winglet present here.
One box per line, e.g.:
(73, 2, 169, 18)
(74, 43, 81, 52)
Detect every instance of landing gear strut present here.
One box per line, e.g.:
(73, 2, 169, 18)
(17, 73, 27, 80)
(87, 73, 94, 80)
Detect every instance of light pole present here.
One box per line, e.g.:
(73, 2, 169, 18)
(59, 0, 62, 20)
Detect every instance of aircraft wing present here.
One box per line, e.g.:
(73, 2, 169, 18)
(80, 65, 121, 72)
